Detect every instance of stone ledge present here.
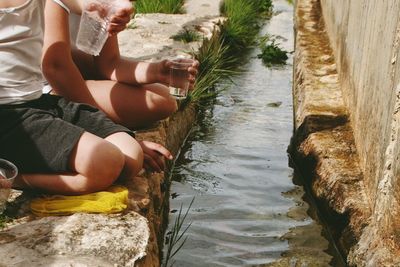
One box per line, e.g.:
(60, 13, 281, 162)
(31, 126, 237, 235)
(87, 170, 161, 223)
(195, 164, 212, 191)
(0, 212, 149, 267)
(134, 104, 197, 267)
(293, 125, 371, 256)
(118, 13, 224, 61)
(293, 0, 348, 134)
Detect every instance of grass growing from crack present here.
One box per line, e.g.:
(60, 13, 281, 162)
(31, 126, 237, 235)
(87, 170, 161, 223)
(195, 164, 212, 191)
(172, 29, 202, 43)
(178, 0, 273, 109)
(219, 0, 273, 51)
(162, 197, 194, 267)
(135, 0, 184, 14)
(257, 35, 288, 66)
(179, 31, 238, 107)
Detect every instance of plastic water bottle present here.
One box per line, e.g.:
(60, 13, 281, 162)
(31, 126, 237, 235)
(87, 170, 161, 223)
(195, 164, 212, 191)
(76, 0, 116, 56)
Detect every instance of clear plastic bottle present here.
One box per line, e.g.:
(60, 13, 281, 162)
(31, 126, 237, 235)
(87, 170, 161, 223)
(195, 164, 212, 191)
(76, 0, 116, 56)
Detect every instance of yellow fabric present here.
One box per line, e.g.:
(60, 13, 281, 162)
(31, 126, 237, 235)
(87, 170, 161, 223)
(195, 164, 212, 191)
(30, 185, 128, 216)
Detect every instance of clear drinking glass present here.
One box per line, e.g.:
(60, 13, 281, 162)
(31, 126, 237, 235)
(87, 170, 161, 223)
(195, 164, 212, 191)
(169, 58, 195, 99)
(0, 159, 18, 213)
(76, 0, 116, 56)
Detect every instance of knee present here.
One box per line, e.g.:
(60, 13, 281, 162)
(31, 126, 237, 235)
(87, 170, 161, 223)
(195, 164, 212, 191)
(82, 142, 125, 193)
(163, 95, 178, 116)
(103, 132, 144, 179)
(149, 84, 178, 119)
(157, 97, 177, 120)
(122, 139, 144, 178)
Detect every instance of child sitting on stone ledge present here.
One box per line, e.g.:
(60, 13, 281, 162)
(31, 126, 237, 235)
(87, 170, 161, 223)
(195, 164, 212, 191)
(42, 0, 199, 130)
(0, 0, 172, 195)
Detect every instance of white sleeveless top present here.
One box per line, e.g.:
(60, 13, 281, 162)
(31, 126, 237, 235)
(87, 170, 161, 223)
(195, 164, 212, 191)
(0, 0, 69, 105)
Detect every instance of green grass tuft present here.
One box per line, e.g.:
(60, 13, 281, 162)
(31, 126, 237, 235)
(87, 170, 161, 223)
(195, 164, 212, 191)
(179, 30, 240, 108)
(257, 36, 288, 66)
(257, 0, 274, 14)
(179, 0, 273, 108)
(172, 29, 202, 43)
(135, 0, 185, 14)
(162, 198, 194, 267)
(218, 0, 273, 53)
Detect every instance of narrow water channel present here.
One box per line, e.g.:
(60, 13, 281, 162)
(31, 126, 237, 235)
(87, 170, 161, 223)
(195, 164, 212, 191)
(167, 1, 342, 266)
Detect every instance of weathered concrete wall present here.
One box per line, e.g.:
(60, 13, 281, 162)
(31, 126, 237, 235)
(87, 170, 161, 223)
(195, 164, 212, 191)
(293, 0, 400, 265)
(320, 0, 400, 226)
(319, 0, 400, 265)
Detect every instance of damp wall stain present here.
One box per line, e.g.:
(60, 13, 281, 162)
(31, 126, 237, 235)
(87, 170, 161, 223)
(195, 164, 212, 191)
(292, 0, 400, 265)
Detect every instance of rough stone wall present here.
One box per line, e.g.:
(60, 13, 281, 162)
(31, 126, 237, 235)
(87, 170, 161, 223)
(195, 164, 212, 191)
(320, 0, 400, 215)
(320, 0, 400, 244)
(293, 0, 400, 265)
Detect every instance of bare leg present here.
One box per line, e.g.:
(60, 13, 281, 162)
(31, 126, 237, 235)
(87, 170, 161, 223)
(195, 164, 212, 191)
(68, 47, 178, 129)
(104, 132, 143, 179)
(84, 80, 177, 129)
(14, 131, 143, 195)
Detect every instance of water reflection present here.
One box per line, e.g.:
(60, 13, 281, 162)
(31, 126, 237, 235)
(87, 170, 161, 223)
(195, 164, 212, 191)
(167, 0, 341, 266)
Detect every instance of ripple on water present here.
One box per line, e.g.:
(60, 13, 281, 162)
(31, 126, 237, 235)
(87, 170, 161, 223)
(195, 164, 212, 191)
(168, 0, 339, 266)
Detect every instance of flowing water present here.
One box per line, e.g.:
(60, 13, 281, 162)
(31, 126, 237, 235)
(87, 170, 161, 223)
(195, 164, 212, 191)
(166, 1, 344, 266)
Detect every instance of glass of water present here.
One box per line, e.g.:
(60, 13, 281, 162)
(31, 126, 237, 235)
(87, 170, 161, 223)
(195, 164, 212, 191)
(169, 58, 195, 99)
(0, 159, 18, 213)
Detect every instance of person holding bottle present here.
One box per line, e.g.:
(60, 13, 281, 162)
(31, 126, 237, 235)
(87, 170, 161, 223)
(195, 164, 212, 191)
(0, 0, 172, 194)
(42, 0, 199, 130)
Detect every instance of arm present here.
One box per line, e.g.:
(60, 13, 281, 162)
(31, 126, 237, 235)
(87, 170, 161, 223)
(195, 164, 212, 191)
(54, 0, 197, 89)
(42, 0, 97, 104)
(95, 37, 199, 88)
(94, 36, 164, 85)
(44, 0, 138, 102)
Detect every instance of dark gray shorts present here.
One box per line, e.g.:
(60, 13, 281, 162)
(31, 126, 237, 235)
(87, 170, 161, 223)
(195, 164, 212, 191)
(0, 94, 134, 173)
